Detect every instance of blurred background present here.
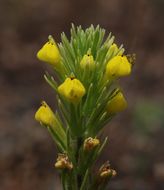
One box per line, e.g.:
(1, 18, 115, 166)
(0, 0, 164, 189)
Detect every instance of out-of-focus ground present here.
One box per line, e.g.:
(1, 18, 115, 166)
(0, 0, 164, 189)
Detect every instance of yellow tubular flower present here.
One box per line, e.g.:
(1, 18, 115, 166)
(58, 77, 86, 103)
(35, 101, 66, 141)
(80, 54, 95, 70)
(35, 101, 56, 126)
(105, 55, 131, 78)
(107, 92, 127, 114)
(37, 35, 61, 69)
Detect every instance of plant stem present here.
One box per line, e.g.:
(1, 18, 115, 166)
(76, 137, 83, 189)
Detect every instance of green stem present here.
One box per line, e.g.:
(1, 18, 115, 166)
(76, 137, 83, 189)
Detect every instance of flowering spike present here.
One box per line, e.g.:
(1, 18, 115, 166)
(58, 77, 86, 103)
(35, 25, 134, 189)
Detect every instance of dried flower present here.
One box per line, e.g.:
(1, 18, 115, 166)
(99, 161, 116, 178)
(83, 137, 100, 151)
(55, 153, 73, 170)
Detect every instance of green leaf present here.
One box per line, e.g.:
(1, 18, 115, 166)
(80, 169, 89, 190)
(47, 126, 66, 152)
(44, 72, 58, 91)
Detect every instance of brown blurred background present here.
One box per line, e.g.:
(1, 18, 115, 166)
(0, 0, 164, 189)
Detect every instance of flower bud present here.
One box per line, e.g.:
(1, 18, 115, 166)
(37, 35, 61, 69)
(105, 55, 131, 78)
(58, 77, 86, 103)
(80, 54, 95, 70)
(55, 153, 73, 170)
(107, 91, 127, 114)
(83, 137, 100, 151)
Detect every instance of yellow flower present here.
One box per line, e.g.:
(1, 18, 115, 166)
(80, 53, 95, 70)
(35, 101, 66, 141)
(107, 91, 127, 114)
(58, 77, 86, 103)
(37, 35, 61, 68)
(35, 101, 56, 126)
(105, 55, 131, 78)
(83, 137, 100, 151)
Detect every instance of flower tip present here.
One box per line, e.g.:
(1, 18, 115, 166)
(48, 35, 53, 41)
(112, 169, 117, 177)
(111, 43, 118, 50)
